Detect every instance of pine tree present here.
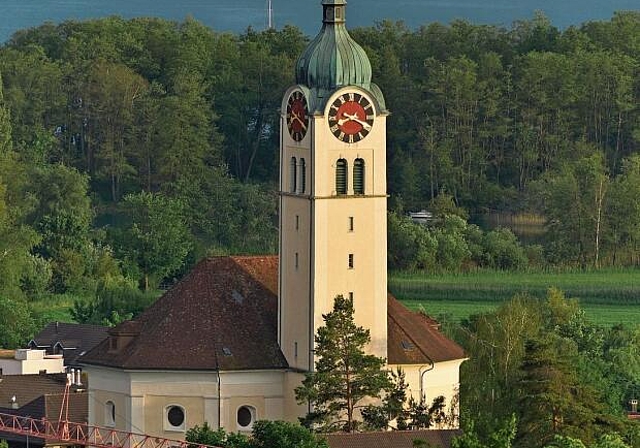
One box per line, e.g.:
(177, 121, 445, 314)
(295, 295, 391, 432)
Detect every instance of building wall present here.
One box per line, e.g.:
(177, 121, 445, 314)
(392, 359, 466, 428)
(85, 365, 288, 438)
(0, 350, 64, 375)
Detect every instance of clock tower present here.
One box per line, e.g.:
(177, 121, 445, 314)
(279, 0, 389, 372)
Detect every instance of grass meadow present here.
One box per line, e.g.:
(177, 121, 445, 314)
(391, 268, 640, 327)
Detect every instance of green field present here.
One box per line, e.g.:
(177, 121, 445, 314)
(391, 269, 640, 327)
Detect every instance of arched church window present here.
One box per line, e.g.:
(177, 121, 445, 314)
(353, 158, 365, 195)
(105, 401, 116, 427)
(290, 157, 297, 193)
(336, 159, 348, 195)
(299, 158, 306, 193)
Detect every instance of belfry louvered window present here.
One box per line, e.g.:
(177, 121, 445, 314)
(336, 159, 348, 195)
(353, 158, 365, 194)
(290, 157, 297, 193)
(299, 158, 306, 193)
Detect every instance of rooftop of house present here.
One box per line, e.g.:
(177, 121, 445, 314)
(0, 373, 88, 423)
(80, 256, 465, 371)
(324, 429, 462, 448)
(29, 322, 109, 366)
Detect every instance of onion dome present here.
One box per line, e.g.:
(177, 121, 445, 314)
(296, 0, 382, 107)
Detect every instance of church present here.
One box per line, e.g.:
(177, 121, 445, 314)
(80, 0, 466, 437)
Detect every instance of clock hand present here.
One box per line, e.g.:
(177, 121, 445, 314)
(342, 112, 372, 131)
(291, 112, 308, 130)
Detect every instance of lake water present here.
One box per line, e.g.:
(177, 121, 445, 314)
(0, 0, 638, 43)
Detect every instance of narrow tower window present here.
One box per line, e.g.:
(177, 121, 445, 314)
(105, 401, 116, 427)
(299, 158, 306, 193)
(348, 216, 354, 232)
(353, 158, 365, 195)
(295, 215, 299, 231)
(290, 157, 297, 193)
(336, 159, 348, 195)
(348, 254, 354, 269)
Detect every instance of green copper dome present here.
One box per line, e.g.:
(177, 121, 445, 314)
(296, 0, 374, 99)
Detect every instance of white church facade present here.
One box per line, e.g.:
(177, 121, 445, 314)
(81, 0, 466, 438)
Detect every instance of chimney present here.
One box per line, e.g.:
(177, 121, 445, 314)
(75, 369, 82, 386)
(10, 396, 18, 409)
(70, 368, 75, 385)
(631, 399, 638, 413)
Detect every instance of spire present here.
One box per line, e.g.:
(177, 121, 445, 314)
(295, 0, 376, 103)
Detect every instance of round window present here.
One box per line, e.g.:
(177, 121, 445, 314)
(237, 406, 254, 428)
(167, 406, 185, 427)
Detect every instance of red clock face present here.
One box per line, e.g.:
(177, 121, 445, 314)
(286, 91, 309, 142)
(327, 92, 375, 143)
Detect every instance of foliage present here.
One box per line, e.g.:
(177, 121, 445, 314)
(452, 415, 517, 448)
(185, 421, 251, 448)
(454, 289, 640, 447)
(0, 295, 36, 348)
(112, 191, 192, 290)
(70, 277, 158, 326)
(250, 420, 328, 448)
(185, 420, 327, 448)
(295, 295, 391, 432)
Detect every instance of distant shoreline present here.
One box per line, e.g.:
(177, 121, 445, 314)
(1, 0, 638, 43)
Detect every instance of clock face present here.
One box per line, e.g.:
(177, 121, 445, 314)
(327, 92, 375, 143)
(286, 91, 309, 142)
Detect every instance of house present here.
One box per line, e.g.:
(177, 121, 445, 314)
(80, 0, 467, 442)
(324, 429, 462, 448)
(0, 373, 88, 448)
(27, 322, 109, 368)
(0, 349, 65, 376)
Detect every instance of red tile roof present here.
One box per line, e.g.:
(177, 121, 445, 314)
(387, 296, 466, 364)
(80, 256, 465, 371)
(80, 257, 288, 371)
(323, 429, 462, 448)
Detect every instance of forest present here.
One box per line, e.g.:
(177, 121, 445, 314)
(0, 11, 638, 447)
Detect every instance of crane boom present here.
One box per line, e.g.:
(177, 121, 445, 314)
(0, 411, 221, 448)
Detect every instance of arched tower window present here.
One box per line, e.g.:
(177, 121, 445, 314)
(299, 158, 306, 194)
(353, 158, 365, 195)
(336, 159, 348, 195)
(290, 157, 297, 193)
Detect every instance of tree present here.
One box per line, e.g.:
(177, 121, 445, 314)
(0, 71, 12, 153)
(185, 421, 250, 448)
(0, 295, 36, 348)
(113, 191, 192, 290)
(185, 420, 327, 448)
(251, 420, 328, 448)
(295, 295, 391, 432)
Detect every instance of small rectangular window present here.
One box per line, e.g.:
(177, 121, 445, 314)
(295, 252, 299, 269)
(296, 215, 299, 231)
(349, 292, 353, 301)
(348, 216, 354, 232)
(348, 254, 354, 269)
(294, 342, 298, 358)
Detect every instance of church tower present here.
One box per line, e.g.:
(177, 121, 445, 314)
(278, 0, 389, 372)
